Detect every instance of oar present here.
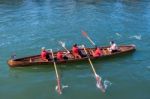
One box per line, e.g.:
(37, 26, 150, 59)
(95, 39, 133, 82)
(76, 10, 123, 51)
(82, 31, 96, 46)
(58, 41, 70, 53)
(83, 45, 105, 93)
(50, 49, 62, 94)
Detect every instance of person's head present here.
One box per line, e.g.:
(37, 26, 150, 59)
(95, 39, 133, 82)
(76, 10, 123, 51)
(110, 41, 114, 45)
(41, 47, 46, 51)
(95, 45, 98, 50)
(73, 43, 77, 47)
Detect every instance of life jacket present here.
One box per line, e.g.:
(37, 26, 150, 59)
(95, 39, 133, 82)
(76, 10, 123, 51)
(41, 50, 47, 59)
(57, 52, 63, 60)
(93, 48, 101, 57)
(72, 46, 79, 54)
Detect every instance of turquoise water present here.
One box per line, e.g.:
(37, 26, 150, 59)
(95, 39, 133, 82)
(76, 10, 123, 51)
(0, 0, 150, 99)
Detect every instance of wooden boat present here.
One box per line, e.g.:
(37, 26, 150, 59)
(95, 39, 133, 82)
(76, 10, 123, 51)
(7, 45, 136, 67)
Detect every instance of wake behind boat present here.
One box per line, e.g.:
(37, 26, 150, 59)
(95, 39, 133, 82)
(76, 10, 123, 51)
(7, 45, 136, 67)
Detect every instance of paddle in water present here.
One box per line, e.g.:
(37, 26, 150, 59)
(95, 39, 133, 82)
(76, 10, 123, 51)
(82, 45, 105, 93)
(50, 49, 62, 94)
(95, 74, 105, 93)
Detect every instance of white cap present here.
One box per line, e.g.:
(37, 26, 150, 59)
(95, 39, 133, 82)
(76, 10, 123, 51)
(41, 47, 45, 50)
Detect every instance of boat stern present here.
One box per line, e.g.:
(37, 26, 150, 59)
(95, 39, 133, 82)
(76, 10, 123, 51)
(7, 59, 15, 67)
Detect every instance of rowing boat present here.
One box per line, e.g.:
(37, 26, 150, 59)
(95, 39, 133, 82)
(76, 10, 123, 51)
(7, 45, 136, 67)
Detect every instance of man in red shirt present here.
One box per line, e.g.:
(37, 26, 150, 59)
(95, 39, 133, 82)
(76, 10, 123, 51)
(57, 51, 63, 61)
(72, 44, 81, 59)
(41, 47, 49, 61)
(92, 46, 102, 57)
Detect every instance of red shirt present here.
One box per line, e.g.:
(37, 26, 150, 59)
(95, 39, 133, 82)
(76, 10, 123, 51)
(72, 46, 79, 54)
(41, 50, 47, 59)
(57, 52, 63, 60)
(93, 48, 102, 57)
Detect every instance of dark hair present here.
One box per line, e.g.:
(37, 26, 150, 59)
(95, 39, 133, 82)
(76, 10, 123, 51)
(110, 41, 114, 44)
(73, 44, 77, 47)
(95, 45, 97, 50)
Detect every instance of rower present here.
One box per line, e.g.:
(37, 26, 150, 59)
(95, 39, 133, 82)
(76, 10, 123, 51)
(57, 51, 63, 61)
(72, 44, 81, 59)
(92, 46, 102, 57)
(41, 47, 51, 61)
(11, 53, 16, 60)
(56, 51, 69, 61)
(108, 41, 119, 53)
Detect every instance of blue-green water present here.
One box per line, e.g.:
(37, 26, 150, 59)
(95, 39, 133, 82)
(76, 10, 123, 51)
(0, 0, 150, 99)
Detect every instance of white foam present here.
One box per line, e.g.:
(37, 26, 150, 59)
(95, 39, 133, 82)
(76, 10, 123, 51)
(55, 85, 69, 94)
(55, 85, 69, 90)
(129, 35, 142, 40)
(103, 80, 112, 90)
(62, 85, 69, 89)
(96, 80, 105, 93)
(95, 74, 105, 92)
(115, 32, 122, 37)
(55, 86, 62, 94)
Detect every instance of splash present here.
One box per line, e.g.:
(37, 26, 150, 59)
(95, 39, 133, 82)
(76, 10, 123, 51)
(55, 85, 69, 94)
(55, 85, 62, 94)
(62, 85, 69, 89)
(129, 35, 142, 40)
(95, 74, 105, 93)
(115, 32, 122, 37)
(103, 80, 112, 90)
(96, 76, 112, 92)
(55, 85, 58, 90)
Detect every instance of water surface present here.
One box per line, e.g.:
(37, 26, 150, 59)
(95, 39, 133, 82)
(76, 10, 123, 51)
(0, 0, 150, 99)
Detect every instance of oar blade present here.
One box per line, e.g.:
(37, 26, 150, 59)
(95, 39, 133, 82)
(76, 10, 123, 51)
(82, 31, 96, 46)
(55, 78, 62, 94)
(95, 74, 106, 93)
(58, 41, 65, 48)
(82, 31, 88, 37)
